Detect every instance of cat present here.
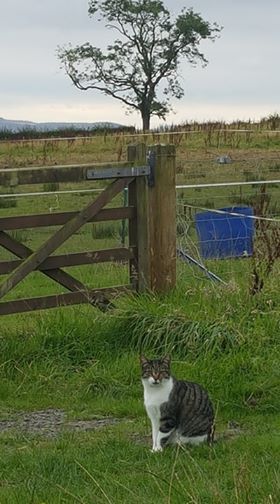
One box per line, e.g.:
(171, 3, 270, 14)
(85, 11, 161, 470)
(140, 355, 215, 452)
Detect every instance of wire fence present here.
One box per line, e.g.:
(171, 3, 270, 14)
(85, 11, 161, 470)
(1, 127, 280, 169)
(176, 177, 280, 295)
(0, 151, 280, 296)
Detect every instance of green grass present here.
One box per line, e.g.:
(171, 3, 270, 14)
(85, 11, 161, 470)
(0, 131, 279, 502)
(0, 426, 279, 503)
(0, 275, 279, 503)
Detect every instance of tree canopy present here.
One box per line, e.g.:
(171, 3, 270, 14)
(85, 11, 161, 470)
(58, 0, 221, 130)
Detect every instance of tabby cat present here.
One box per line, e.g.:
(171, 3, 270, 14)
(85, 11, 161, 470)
(140, 355, 215, 452)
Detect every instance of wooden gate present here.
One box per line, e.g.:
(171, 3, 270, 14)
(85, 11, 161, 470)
(0, 144, 176, 315)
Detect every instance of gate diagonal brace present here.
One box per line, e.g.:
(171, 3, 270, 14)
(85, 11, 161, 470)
(0, 177, 133, 310)
(0, 231, 111, 312)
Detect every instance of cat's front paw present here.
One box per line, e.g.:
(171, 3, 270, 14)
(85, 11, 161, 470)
(151, 446, 163, 453)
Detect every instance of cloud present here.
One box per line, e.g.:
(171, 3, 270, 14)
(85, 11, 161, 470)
(1, 0, 279, 125)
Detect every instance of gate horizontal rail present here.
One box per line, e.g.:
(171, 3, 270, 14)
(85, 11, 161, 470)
(0, 246, 136, 275)
(0, 285, 132, 316)
(0, 161, 150, 186)
(0, 207, 135, 230)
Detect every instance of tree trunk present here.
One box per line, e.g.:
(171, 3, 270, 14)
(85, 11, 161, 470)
(141, 110, 150, 132)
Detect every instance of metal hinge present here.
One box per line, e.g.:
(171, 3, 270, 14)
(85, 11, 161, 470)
(86, 165, 150, 180)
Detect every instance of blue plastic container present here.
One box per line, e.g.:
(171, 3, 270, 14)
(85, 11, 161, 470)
(195, 206, 254, 259)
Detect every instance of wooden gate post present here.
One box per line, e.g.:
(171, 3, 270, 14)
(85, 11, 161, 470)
(128, 143, 176, 293)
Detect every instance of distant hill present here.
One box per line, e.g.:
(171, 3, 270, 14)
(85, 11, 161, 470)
(0, 117, 125, 133)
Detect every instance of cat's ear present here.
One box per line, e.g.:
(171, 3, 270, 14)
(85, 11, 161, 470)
(140, 355, 148, 365)
(162, 355, 171, 365)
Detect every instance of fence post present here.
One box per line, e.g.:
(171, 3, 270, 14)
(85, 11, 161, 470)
(148, 144, 176, 292)
(127, 143, 176, 293)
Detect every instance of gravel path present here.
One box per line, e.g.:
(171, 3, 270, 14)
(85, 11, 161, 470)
(0, 409, 121, 438)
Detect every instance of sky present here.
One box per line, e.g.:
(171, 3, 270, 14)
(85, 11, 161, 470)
(1, 0, 280, 128)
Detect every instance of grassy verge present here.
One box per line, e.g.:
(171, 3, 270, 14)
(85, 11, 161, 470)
(0, 276, 279, 503)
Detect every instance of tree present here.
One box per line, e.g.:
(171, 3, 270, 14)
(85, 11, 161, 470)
(58, 0, 221, 131)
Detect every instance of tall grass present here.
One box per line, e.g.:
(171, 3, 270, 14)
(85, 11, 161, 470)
(0, 278, 279, 412)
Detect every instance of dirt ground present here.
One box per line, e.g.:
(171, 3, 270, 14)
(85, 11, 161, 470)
(0, 409, 121, 438)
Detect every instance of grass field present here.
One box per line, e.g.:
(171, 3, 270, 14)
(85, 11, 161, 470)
(0, 128, 279, 503)
(0, 279, 279, 503)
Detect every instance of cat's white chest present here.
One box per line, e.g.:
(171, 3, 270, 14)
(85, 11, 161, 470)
(142, 377, 174, 452)
(142, 378, 173, 420)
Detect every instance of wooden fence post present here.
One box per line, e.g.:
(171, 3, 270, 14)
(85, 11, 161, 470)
(128, 143, 176, 293)
(148, 144, 176, 292)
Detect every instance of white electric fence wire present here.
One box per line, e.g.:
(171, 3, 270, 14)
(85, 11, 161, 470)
(1, 129, 280, 144)
(176, 179, 280, 189)
(178, 157, 280, 163)
(0, 178, 279, 199)
(177, 203, 280, 223)
(0, 188, 103, 198)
